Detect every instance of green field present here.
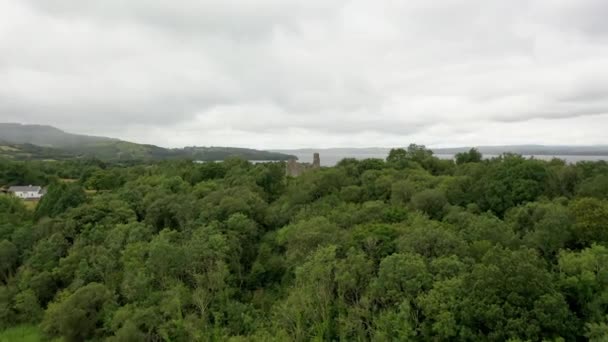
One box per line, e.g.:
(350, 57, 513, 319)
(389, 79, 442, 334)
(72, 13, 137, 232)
(1, 326, 39, 342)
(0, 326, 64, 342)
(0, 145, 19, 152)
(23, 200, 38, 211)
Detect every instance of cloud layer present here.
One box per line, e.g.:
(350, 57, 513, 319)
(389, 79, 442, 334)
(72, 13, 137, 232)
(2, 0, 608, 148)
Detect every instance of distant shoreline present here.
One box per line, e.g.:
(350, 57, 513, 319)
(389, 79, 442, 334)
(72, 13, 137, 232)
(274, 151, 608, 167)
(271, 145, 608, 157)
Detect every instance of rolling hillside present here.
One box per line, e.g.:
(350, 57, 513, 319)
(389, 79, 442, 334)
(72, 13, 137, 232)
(0, 123, 295, 161)
(0, 142, 75, 160)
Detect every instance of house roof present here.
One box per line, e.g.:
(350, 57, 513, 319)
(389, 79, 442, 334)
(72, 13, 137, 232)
(8, 185, 42, 192)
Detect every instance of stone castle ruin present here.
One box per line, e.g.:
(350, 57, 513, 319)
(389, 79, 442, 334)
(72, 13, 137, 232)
(286, 153, 320, 177)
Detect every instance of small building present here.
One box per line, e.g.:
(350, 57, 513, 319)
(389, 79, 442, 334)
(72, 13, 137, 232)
(8, 185, 45, 200)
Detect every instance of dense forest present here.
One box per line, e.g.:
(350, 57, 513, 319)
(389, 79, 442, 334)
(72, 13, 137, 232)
(1, 145, 608, 341)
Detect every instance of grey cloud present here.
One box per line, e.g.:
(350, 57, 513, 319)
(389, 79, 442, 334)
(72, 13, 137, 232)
(2, 0, 608, 148)
(536, 0, 608, 38)
(23, 0, 346, 40)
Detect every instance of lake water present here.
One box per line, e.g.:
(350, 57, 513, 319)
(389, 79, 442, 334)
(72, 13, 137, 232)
(198, 153, 608, 167)
(286, 152, 608, 167)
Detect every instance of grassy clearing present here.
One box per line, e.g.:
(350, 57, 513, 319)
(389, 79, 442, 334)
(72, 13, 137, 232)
(0, 145, 19, 152)
(0, 325, 63, 342)
(0, 325, 42, 342)
(23, 200, 39, 211)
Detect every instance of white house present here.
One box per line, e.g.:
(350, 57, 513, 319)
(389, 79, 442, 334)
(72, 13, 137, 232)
(8, 185, 45, 200)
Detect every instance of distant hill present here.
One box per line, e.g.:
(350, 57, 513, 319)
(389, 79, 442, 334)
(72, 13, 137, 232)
(0, 142, 75, 160)
(0, 123, 295, 161)
(0, 123, 116, 148)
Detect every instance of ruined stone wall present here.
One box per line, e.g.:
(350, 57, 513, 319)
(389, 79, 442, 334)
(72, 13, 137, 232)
(286, 153, 320, 177)
(286, 159, 305, 177)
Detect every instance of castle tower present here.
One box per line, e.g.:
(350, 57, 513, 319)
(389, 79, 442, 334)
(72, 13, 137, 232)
(312, 153, 320, 168)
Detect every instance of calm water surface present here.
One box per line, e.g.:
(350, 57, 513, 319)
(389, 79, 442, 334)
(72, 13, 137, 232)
(288, 152, 608, 167)
(199, 153, 608, 166)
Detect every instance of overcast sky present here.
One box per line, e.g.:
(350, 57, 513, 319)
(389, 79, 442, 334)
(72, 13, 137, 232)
(2, 0, 608, 148)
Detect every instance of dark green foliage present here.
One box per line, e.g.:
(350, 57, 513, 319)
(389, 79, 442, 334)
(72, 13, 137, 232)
(506, 201, 575, 258)
(42, 282, 114, 342)
(457, 247, 576, 340)
(577, 174, 608, 199)
(410, 188, 448, 219)
(35, 183, 86, 220)
(371, 252, 431, 305)
(0, 196, 29, 240)
(0, 240, 18, 284)
(0, 161, 47, 185)
(570, 197, 608, 247)
(455, 147, 483, 165)
(0, 152, 607, 340)
(466, 154, 551, 216)
(386, 148, 409, 169)
(390, 180, 415, 205)
(558, 245, 608, 324)
(85, 169, 124, 190)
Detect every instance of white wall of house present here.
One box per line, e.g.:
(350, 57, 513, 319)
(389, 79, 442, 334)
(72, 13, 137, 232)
(14, 191, 42, 199)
